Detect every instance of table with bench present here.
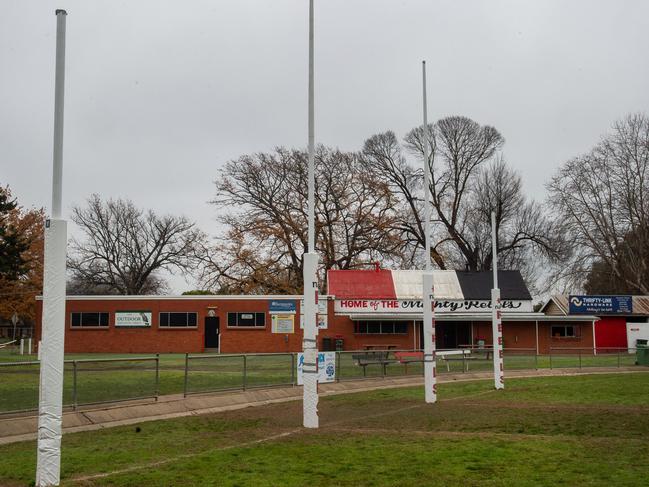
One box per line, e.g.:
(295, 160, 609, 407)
(351, 351, 396, 376)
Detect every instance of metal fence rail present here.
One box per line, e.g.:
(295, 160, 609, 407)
(0, 355, 159, 416)
(1, 347, 644, 416)
(548, 347, 638, 369)
(183, 352, 295, 397)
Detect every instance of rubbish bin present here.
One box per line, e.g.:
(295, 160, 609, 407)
(322, 337, 333, 352)
(636, 340, 649, 366)
(335, 338, 344, 351)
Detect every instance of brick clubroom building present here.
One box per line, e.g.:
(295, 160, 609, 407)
(34, 269, 648, 354)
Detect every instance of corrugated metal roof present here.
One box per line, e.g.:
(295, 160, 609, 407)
(389, 270, 421, 299)
(455, 271, 532, 300)
(327, 269, 396, 299)
(432, 270, 465, 300)
(632, 296, 649, 315)
(327, 269, 532, 301)
(390, 270, 463, 300)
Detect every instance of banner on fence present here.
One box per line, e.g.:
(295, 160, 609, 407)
(271, 313, 294, 334)
(115, 311, 152, 327)
(297, 351, 335, 384)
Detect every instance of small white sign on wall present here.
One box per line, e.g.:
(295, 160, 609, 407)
(300, 299, 328, 329)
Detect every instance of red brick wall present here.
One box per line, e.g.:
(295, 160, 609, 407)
(322, 308, 415, 350)
(472, 320, 595, 354)
(538, 321, 594, 354)
(35, 297, 595, 354)
(35, 298, 417, 354)
(37, 298, 208, 353)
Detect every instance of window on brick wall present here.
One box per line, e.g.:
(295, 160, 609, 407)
(227, 312, 265, 328)
(551, 325, 579, 338)
(71, 312, 109, 327)
(354, 321, 408, 334)
(159, 312, 198, 327)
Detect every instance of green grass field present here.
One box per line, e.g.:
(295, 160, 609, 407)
(0, 350, 641, 414)
(0, 372, 648, 486)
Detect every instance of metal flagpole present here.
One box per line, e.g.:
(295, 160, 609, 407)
(36, 9, 69, 486)
(491, 211, 504, 390)
(302, 0, 319, 428)
(421, 61, 436, 404)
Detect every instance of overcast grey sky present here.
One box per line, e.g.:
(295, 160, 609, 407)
(2, 0, 649, 292)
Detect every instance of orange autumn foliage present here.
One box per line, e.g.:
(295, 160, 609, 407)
(0, 188, 44, 324)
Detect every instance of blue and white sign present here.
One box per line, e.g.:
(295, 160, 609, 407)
(297, 352, 336, 384)
(568, 295, 633, 314)
(269, 300, 296, 314)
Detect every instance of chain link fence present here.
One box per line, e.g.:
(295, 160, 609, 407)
(1, 347, 644, 415)
(0, 356, 159, 415)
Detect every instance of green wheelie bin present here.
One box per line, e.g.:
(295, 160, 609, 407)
(636, 339, 649, 366)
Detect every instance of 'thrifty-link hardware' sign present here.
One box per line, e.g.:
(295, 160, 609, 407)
(568, 295, 632, 314)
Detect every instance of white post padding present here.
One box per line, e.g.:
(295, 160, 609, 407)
(491, 287, 504, 390)
(302, 252, 319, 428)
(423, 271, 437, 403)
(36, 219, 67, 486)
(490, 211, 504, 390)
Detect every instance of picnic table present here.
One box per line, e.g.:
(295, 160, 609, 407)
(394, 349, 481, 372)
(351, 351, 395, 376)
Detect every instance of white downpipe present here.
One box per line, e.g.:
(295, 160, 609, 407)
(302, 0, 319, 429)
(491, 212, 504, 390)
(421, 61, 436, 403)
(36, 10, 68, 487)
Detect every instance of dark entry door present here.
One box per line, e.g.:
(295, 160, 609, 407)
(205, 316, 220, 349)
(437, 322, 471, 349)
(437, 323, 456, 349)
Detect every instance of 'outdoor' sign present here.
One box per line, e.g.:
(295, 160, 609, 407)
(115, 311, 152, 327)
(568, 295, 633, 314)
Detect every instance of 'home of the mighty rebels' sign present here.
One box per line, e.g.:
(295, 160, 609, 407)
(334, 299, 533, 314)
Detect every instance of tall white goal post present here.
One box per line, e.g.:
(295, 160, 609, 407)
(491, 211, 504, 390)
(421, 60, 437, 403)
(36, 9, 68, 487)
(302, 0, 319, 428)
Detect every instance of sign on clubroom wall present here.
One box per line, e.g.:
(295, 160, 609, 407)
(300, 299, 328, 329)
(115, 311, 152, 327)
(334, 299, 532, 314)
(297, 352, 335, 384)
(271, 314, 295, 333)
(568, 295, 633, 314)
(269, 300, 297, 314)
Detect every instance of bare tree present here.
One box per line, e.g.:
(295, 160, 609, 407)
(69, 195, 205, 295)
(362, 116, 561, 283)
(201, 147, 402, 293)
(548, 113, 649, 294)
